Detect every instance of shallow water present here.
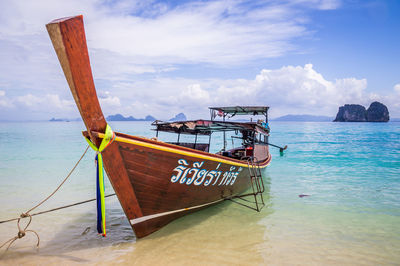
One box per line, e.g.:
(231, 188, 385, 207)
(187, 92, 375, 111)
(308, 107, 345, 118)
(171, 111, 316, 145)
(0, 121, 399, 265)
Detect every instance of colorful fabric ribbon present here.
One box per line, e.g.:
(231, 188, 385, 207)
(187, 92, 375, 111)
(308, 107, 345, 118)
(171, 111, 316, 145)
(85, 124, 116, 237)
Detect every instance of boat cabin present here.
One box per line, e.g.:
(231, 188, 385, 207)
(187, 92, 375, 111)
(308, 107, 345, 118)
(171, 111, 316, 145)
(152, 106, 270, 162)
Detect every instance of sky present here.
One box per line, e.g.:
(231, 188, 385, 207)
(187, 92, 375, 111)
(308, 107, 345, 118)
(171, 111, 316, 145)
(0, 0, 399, 121)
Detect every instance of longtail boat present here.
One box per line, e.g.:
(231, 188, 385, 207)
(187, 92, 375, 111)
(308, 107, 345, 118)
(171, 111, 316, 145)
(46, 15, 272, 238)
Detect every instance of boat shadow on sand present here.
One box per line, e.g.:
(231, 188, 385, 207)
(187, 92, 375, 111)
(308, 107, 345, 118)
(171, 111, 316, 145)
(1, 176, 272, 263)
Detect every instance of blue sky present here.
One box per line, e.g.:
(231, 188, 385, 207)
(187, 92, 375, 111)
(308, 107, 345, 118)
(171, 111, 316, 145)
(0, 0, 399, 121)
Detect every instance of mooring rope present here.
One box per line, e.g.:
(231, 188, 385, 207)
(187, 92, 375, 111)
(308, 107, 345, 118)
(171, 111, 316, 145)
(0, 194, 116, 225)
(0, 145, 96, 252)
(0, 214, 40, 252)
(25, 146, 90, 215)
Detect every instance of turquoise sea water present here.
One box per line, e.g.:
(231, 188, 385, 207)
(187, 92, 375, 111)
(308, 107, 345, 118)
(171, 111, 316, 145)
(0, 121, 399, 265)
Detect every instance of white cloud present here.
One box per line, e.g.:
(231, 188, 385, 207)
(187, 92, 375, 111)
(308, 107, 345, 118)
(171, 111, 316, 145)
(389, 84, 400, 112)
(5, 0, 399, 120)
(394, 84, 400, 94)
(99, 92, 121, 107)
(0, 0, 323, 67)
(207, 64, 369, 117)
(98, 64, 374, 119)
(0, 0, 339, 94)
(87, 2, 308, 65)
(0, 90, 14, 108)
(15, 93, 74, 111)
(2, 64, 398, 120)
(16, 94, 42, 107)
(179, 84, 210, 104)
(315, 0, 342, 10)
(46, 94, 75, 109)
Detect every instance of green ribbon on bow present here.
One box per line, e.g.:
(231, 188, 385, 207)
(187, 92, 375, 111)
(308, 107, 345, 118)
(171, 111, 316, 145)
(84, 124, 116, 237)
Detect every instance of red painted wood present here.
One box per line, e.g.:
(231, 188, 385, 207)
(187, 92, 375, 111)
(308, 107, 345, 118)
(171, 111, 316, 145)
(47, 16, 143, 229)
(116, 139, 270, 237)
(46, 15, 106, 141)
(47, 15, 271, 238)
(88, 130, 271, 237)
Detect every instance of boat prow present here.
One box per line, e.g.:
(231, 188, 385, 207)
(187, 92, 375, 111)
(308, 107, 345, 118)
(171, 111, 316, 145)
(47, 15, 272, 238)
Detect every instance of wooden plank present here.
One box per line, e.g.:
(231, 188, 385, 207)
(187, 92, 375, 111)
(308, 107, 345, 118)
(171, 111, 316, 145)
(46, 16, 106, 143)
(46, 15, 272, 238)
(47, 16, 144, 230)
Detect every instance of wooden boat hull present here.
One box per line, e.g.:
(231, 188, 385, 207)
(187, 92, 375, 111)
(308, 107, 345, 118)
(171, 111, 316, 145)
(47, 15, 272, 238)
(98, 132, 271, 237)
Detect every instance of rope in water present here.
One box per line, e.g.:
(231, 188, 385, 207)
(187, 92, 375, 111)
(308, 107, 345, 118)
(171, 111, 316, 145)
(0, 145, 99, 252)
(0, 193, 116, 225)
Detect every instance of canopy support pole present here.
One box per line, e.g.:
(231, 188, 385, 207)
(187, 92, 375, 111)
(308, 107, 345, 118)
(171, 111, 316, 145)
(223, 114, 226, 151)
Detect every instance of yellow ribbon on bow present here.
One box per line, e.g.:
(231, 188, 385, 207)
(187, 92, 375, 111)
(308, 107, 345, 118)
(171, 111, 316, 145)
(84, 124, 116, 237)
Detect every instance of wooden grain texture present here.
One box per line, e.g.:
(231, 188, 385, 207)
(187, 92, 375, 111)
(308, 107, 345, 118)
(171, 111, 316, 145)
(116, 137, 271, 237)
(47, 16, 143, 232)
(87, 131, 271, 237)
(46, 15, 106, 142)
(47, 15, 271, 238)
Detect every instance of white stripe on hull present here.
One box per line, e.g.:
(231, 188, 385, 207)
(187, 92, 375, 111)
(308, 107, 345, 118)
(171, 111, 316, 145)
(130, 199, 224, 225)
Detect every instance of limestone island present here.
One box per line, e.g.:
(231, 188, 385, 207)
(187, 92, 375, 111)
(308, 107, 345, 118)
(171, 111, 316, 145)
(333, 101, 389, 122)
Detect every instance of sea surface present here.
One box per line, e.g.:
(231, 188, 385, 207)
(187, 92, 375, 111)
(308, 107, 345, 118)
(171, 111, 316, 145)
(0, 121, 399, 265)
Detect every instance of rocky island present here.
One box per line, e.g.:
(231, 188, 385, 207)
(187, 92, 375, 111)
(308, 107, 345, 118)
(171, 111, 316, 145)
(169, 113, 187, 121)
(107, 114, 156, 121)
(105, 113, 188, 121)
(333, 101, 389, 122)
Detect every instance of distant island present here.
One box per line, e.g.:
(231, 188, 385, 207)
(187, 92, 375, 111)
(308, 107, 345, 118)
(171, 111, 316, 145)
(333, 101, 389, 122)
(107, 114, 156, 121)
(272, 114, 333, 122)
(169, 113, 187, 121)
(49, 117, 81, 122)
(105, 113, 187, 121)
(46, 110, 399, 123)
(50, 118, 68, 122)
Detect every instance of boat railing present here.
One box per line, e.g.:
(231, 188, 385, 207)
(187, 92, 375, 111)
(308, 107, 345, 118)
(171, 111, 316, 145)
(166, 142, 210, 152)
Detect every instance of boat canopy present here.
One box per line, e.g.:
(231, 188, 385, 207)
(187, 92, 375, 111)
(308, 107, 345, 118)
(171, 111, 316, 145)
(209, 106, 269, 117)
(152, 120, 269, 136)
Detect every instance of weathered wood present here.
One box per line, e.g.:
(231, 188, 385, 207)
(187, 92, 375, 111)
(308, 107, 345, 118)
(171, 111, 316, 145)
(117, 138, 271, 237)
(87, 131, 271, 237)
(47, 15, 272, 238)
(46, 15, 106, 143)
(47, 16, 144, 230)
